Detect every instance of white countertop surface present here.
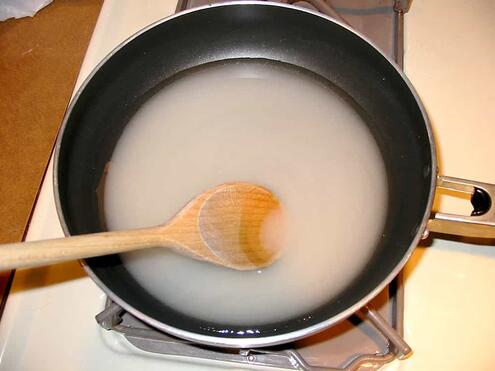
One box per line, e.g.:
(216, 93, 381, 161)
(0, 1, 494, 370)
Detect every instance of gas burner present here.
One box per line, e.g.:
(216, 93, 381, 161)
(176, 0, 411, 65)
(97, 275, 409, 370)
(95, 1, 413, 369)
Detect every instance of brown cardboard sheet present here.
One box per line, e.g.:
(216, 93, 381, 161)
(0, 0, 103, 300)
(0, 0, 102, 244)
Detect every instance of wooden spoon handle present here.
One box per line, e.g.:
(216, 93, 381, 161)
(0, 228, 163, 271)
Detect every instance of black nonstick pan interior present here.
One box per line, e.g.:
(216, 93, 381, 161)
(55, 3, 433, 345)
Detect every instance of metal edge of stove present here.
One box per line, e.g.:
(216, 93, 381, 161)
(96, 1, 412, 370)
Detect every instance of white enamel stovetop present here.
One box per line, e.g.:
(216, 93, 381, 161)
(0, 1, 494, 370)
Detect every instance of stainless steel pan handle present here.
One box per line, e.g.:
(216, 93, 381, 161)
(426, 176, 495, 238)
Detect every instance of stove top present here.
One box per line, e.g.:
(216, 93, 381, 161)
(0, 1, 494, 370)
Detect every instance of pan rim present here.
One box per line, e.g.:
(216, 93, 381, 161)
(53, 0, 437, 348)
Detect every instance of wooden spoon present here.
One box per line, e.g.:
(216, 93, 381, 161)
(0, 183, 283, 271)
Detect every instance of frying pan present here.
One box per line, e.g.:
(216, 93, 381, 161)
(53, 2, 495, 348)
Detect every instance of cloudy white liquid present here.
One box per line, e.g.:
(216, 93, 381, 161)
(104, 60, 387, 325)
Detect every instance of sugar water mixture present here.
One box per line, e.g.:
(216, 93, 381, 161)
(104, 60, 388, 325)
